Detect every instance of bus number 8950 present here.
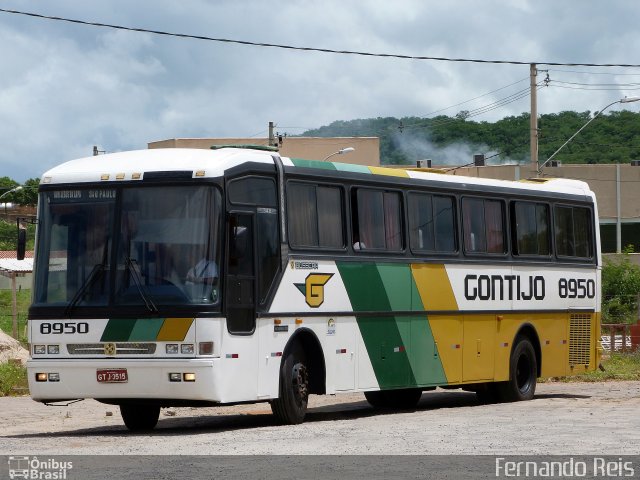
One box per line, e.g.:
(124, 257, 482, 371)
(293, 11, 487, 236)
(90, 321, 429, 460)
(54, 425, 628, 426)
(558, 278, 596, 299)
(40, 322, 89, 334)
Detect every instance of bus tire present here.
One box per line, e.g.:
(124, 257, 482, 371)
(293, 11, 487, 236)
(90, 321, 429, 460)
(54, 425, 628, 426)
(496, 336, 537, 402)
(364, 388, 422, 409)
(270, 344, 309, 425)
(120, 404, 160, 431)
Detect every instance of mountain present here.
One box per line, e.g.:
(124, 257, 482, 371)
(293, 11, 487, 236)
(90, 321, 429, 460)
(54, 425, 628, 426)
(301, 111, 640, 166)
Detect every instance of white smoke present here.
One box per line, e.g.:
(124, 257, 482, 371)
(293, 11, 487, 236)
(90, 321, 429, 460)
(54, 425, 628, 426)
(391, 131, 521, 166)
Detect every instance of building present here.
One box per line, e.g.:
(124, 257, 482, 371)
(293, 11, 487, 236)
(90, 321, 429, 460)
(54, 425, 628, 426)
(148, 136, 380, 167)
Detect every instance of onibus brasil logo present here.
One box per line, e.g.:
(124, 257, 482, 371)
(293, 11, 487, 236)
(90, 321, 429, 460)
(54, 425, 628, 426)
(8, 456, 73, 479)
(295, 273, 333, 308)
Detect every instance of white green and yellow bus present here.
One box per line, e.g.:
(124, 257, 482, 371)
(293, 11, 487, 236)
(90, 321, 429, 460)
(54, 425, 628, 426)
(25, 146, 601, 430)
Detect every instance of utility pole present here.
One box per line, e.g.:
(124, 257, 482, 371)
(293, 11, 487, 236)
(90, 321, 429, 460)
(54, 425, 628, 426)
(268, 121, 276, 147)
(530, 63, 539, 174)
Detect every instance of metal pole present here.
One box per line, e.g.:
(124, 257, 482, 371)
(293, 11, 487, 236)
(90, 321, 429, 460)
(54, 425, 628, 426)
(530, 64, 538, 173)
(268, 121, 275, 147)
(616, 164, 622, 253)
(11, 272, 17, 339)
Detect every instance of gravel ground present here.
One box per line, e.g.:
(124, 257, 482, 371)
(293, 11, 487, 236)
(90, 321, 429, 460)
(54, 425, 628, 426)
(1, 381, 639, 455)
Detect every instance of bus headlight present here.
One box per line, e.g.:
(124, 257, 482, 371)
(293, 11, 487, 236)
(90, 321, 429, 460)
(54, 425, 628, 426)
(181, 344, 194, 354)
(166, 344, 179, 354)
(47, 345, 60, 354)
(33, 345, 46, 355)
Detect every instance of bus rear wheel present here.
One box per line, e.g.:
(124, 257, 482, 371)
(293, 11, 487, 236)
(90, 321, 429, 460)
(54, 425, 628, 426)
(120, 404, 160, 431)
(270, 345, 309, 425)
(496, 336, 537, 402)
(364, 388, 422, 409)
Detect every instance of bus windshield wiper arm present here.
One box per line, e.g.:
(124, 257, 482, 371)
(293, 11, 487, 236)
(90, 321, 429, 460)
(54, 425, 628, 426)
(125, 257, 158, 313)
(65, 262, 104, 316)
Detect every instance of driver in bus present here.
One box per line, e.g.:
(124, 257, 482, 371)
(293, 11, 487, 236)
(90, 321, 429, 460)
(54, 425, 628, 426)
(186, 257, 218, 285)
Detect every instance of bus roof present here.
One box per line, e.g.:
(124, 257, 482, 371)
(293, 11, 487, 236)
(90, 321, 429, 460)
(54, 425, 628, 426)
(41, 147, 593, 199)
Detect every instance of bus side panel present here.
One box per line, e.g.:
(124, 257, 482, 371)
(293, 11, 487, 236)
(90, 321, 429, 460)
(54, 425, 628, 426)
(218, 328, 260, 403)
(338, 262, 448, 389)
(462, 314, 496, 382)
(425, 315, 463, 384)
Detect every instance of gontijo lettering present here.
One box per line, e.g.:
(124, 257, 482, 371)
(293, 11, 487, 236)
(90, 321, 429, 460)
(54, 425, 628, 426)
(465, 274, 545, 301)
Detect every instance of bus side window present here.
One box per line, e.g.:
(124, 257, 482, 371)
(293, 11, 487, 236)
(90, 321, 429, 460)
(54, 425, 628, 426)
(555, 205, 593, 259)
(352, 188, 403, 251)
(462, 197, 505, 255)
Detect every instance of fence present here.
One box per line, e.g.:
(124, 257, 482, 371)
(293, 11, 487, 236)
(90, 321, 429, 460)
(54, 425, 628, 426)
(600, 323, 639, 353)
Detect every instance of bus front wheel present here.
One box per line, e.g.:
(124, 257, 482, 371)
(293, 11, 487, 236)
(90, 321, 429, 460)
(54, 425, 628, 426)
(270, 345, 309, 425)
(120, 404, 160, 431)
(496, 336, 537, 402)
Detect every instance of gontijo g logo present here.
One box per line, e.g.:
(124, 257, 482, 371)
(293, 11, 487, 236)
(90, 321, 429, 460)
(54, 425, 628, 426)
(295, 273, 333, 308)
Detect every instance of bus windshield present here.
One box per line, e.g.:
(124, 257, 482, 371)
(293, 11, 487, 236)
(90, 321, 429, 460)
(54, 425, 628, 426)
(33, 185, 222, 312)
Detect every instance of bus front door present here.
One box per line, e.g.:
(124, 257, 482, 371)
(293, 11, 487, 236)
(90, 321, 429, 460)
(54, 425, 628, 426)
(225, 212, 256, 334)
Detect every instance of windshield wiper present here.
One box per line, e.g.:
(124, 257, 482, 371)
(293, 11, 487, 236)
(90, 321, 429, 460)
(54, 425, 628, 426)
(65, 262, 105, 316)
(125, 257, 159, 313)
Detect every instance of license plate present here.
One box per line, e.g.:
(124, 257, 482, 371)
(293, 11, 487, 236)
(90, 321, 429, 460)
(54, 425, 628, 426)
(96, 369, 128, 383)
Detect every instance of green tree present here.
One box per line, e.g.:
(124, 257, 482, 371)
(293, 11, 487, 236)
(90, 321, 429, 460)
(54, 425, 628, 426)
(14, 178, 40, 206)
(602, 247, 640, 324)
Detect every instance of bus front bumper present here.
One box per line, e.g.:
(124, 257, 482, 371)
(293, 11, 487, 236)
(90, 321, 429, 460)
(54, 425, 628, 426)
(27, 358, 221, 403)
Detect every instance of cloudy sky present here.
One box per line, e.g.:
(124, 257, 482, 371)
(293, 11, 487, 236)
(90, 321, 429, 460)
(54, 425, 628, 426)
(1, 1, 640, 180)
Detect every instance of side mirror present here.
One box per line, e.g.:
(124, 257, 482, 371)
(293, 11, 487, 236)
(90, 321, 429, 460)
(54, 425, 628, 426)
(16, 219, 26, 260)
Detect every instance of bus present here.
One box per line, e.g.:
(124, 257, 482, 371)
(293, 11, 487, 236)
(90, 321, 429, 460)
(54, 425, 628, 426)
(25, 146, 601, 430)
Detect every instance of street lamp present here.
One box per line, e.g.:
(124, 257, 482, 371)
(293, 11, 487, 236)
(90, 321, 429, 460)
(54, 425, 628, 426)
(538, 96, 640, 175)
(0, 186, 23, 215)
(0, 185, 23, 200)
(323, 147, 355, 162)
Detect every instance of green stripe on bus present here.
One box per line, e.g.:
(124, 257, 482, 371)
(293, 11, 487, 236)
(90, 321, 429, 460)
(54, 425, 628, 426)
(337, 262, 415, 388)
(334, 163, 371, 174)
(290, 158, 337, 170)
(337, 262, 448, 388)
(129, 318, 165, 341)
(101, 318, 136, 342)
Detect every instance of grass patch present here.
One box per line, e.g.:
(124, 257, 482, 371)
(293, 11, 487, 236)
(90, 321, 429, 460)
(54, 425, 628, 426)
(0, 289, 30, 345)
(0, 362, 28, 396)
(544, 352, 640, 382)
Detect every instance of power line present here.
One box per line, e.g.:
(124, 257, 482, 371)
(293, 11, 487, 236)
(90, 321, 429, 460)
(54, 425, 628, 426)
(2, 8, 640, 68)
(551, 80, 640, 87)
(548, 68, 640, 76)
(417, 77, 529, 117)
(403, 84, 542, 130)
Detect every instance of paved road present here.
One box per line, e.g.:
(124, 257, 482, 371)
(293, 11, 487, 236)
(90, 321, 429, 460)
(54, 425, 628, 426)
(1, 381, 639, 455)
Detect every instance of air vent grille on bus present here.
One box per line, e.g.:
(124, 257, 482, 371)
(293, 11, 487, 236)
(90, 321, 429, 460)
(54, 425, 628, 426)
(67, 343, 157, 355)
(569, 314, 592, 366)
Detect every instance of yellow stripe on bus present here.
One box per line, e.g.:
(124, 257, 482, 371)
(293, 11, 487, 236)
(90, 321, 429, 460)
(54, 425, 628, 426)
(368, 166, 410, 177)
(411, 264, 458, 311)
(156, 318, 194, 341)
